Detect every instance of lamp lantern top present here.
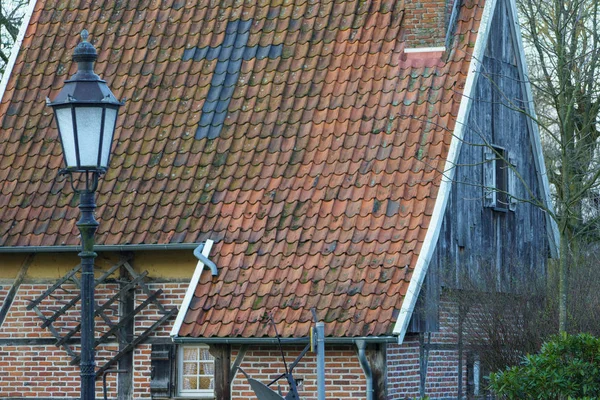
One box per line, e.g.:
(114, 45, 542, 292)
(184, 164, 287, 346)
(47, 30, 124, 176)
(73, 30, 97, 61)
(48, 30, 122, 107)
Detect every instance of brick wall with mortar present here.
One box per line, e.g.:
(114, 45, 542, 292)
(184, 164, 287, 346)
(387, 295, 471, 400)
(403, 0, 456, 47)
(230, 344, 367, 400)
(2, 279, 475, 400)
(0, 280, 186, 400)
(0, 279, 369, 400)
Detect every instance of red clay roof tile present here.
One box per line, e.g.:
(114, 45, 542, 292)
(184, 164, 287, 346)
(0, 0, 484, 338)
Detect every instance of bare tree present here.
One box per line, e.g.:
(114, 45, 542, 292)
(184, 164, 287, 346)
(518, 0, 600, 332)
(0, 0, 28, 77)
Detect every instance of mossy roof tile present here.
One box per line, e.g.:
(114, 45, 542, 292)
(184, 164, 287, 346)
(0, 0, 484, 338)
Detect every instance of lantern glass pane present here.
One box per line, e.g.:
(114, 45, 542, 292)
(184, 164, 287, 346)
(74, 107, 103, 168)
(55, 107, 77, 167)
(100, 108, 118, 168)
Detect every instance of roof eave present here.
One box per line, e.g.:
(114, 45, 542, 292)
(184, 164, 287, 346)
(0, 243, 200, 253)
(171, 335, 398, 345)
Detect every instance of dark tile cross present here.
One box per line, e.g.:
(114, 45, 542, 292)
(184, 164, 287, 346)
(183, 19, 283, 140)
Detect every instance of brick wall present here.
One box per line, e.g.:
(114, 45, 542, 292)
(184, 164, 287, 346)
(2, 276, 475, 400)
(0, 279, 188, 400)
(1, 278, 371, 400)
(387, 295, 470, 400)
(0, 342, 121, 398)
(388, 337, 420, 398)
(403, 0, 455, 47)
(133, 344, 152, 399)
(231, 344, 366, 400)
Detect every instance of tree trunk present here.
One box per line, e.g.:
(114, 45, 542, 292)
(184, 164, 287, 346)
(559, 230, 569, 333)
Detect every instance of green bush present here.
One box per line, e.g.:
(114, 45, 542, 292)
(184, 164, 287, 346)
(489, 333, 600, 399)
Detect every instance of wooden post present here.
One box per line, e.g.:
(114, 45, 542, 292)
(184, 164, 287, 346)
(0, 254, 34, 327)
(118, 264, 135, 400)
(209, 344, 231, 400)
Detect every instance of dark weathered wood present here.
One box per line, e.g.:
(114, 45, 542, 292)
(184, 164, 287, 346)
(68, 258, 130, 293)
(31, 253, 177, 378)
(31, 306, 77, 359)
(209, 343, 231, 400)
(149, 344, 175, 399)
(96, 289, 163, 346)
(366, 343, 388, 400)
(86, 309, 177, 372)
(93, 271, 148, 315)
(118, 263, 135, 400)
(408, 270, 440, 333)
(54, 271, 149, 347)
(40, 259, 129, 328)
(427, 0, 548, 298)
(27, 264, 81, 310)
(230, 345, 248, 378)
(123, 262, 168, 314)
(0, 337, 176, 346)
(419, 333, 431, 398)
(0, 254, 34, 327)
(41, 293, 82, 329)
(54, 323, 81, 347)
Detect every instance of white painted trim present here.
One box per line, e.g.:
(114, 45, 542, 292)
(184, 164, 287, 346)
(170, 239, 214, 338)
(392, 0, 499, 343)
(404, 46, 446, 53)
(177, 344, 215, 398)
(0, 0, 37, 101)
(506, 0, 560, 258)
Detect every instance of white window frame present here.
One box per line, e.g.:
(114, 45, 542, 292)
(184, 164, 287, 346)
(484, 145, 516, 211)
(177, 344, 215, 399)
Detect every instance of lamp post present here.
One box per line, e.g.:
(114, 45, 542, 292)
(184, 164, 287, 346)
(47, 30, 123, 400)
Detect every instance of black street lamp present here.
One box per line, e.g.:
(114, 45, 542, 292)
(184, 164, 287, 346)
(47, 30, 123, 400)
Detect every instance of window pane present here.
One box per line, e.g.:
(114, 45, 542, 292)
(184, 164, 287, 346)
(183, 361, 198, 375)
(202, 361, 214, 375)
(199, 376, 214, 390)
(183, 376, 197, 390)
(184, 347, 198, 361)
(180, 345, 215, 395)
(199, 347, 211, 360)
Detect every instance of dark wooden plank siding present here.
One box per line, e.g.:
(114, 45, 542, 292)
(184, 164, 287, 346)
(409, 0, 549, 332)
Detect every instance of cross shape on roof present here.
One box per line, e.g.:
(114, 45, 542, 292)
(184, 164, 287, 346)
(183, 19, 283, 140)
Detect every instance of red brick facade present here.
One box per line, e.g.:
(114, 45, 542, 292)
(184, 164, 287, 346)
(387, 299, 469, 399)
(230, 345, 368, 400)
(403, 0, 454, 47)
(0, 280, 469, 399)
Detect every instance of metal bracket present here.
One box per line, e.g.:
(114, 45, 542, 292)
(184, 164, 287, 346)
(102, 369, 127, 400)
(193, 242, 218, 276)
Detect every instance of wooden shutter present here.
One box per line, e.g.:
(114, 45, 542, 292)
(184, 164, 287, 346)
(150, 344, 175, 399)
(508, 151, 517, 211)
(483, 147, 496, 208)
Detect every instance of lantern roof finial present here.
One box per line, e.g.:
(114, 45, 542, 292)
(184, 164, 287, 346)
(73, 29, 97, 64)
